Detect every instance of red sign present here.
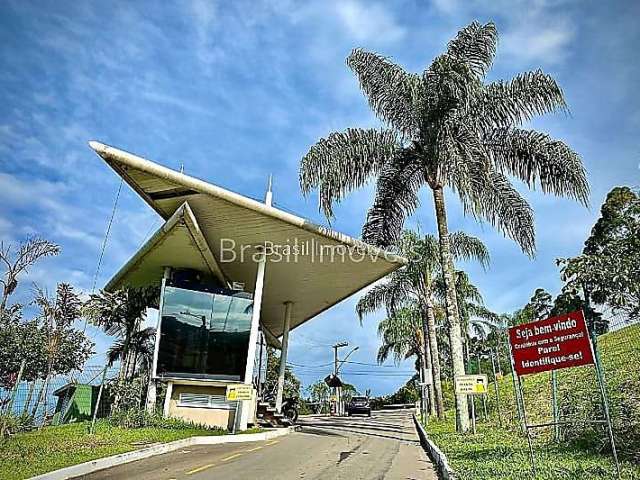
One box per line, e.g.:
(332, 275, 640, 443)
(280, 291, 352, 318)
(509, 310, 594, 376)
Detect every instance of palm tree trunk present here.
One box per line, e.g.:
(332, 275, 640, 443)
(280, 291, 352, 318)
(432, 185, 469, 433)
(418, 353, 427, 420)
(422, 335, 436, 416)
(425, 301, 445, 418)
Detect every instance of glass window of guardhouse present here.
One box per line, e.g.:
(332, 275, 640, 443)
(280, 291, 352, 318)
(157, 286, 253, 380)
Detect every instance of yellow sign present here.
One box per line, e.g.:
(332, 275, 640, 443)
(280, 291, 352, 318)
(454, 375, 488, 395)
(226, 384, 254, 401)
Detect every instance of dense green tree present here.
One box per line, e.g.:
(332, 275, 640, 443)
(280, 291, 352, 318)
(264, 347, 301, 399)
(524, 288, 553, 321)
(299, 22, 588, 431)
(558, 187, 639, 326)
(107, 326, 156, 378)
(551, 287, 606, 334)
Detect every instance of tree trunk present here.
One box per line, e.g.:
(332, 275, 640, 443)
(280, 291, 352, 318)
(420, 307, 436, 417)
(31, 371, 51, 420)
(425, 301, 445, 418)
(423, 336, 436, 416)
(432, 186, 469, 433)
(22, 380, 36, 415)
(418, 353, 427, 420)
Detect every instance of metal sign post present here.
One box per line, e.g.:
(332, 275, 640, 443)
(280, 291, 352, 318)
(226, 385, 254, 434)
(590, 330, 621, 479)
(455, 375, 488, 435)
(508, 310, 621, 479)
(490, 350, 502, 428)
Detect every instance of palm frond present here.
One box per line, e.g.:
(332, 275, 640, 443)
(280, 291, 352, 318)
(362, 150, 423, 247)
(347, 49, 422, 138)
(106, 339, 125, 367)
(462, 169, 536, 256)
(473, 71, 567, 129)
(445, 21, 498, 78)
(449, 232, 490, 269)
(486, 127, 590, 206)
(299, 128, 399, 219)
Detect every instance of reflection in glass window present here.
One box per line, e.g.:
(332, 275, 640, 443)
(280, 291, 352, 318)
(156, 286, 253, 380)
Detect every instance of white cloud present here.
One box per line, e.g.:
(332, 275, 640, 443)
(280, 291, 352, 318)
(334, 0, 405, 44)
(500, 14, 575, 65)
(430, 0, 577, 66)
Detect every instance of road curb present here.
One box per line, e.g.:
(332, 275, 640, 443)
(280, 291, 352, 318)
(28, 426, 298, 480)
(412, 414, 457, 480)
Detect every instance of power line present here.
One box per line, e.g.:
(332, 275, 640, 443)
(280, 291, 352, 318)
(91, 178, 124, 294)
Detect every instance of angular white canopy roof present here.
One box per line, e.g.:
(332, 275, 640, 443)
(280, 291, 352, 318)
(90, 141, 406, 338)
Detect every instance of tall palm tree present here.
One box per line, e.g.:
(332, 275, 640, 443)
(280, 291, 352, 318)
(299, 22, 589, 431)
(357, 230, 488, 418)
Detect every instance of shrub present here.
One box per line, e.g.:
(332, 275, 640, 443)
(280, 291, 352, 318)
(108, 408, 223, 432)
(0, 413, 34, 437)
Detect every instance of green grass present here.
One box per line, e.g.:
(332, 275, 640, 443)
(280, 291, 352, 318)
(0, 420, 226, 480)
(425, 323, 640, 479)
(425, 415, 640, 480)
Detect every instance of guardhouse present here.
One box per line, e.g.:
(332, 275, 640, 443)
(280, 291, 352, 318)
(89, 141, 405, 430)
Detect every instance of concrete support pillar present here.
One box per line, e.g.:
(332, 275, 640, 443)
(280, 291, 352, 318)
(163, 381, 173, 417)
(237, 251, 267, 431)
(243, 256, 266, 384)
(148, 267, 171, 414)
(275, 301, 293, 413)
(145, 380, 157, 414)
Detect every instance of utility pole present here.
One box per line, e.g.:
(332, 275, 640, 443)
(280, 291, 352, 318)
(332, 342, 348, 416)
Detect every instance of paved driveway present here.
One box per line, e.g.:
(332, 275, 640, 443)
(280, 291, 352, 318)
(77, 409, 436, 480)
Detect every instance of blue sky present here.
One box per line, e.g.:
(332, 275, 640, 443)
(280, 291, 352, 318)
(1, 0, 638, 396)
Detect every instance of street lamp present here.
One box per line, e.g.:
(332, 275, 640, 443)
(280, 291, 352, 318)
(337, 346, 359, 374)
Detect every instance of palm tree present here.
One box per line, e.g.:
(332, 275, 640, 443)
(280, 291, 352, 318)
(299, 22, 589, 431)
(107, 326, 156, 379)
(444, 271, 500, 368)
(376, 304, 430, 414)
(357, 230, 488, 418)
(84, 288, 158, 382)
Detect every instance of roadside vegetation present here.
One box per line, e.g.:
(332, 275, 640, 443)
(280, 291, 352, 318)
(426, 322, 640, 479)
(0, 419, 224, 480)
(426, 415, 640, 480)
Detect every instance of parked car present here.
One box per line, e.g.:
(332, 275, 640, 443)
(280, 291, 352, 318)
(347, 396, 371, 416)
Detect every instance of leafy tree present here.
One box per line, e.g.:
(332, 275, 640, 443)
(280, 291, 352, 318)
(357, 230, 488, 418)
(340, 383, 359, 404)
(30, 283, 93, 417)
(524, 288, 553, 321)
(264, 347, 301, 398)
(0, 237, 59, 311)
(558, 187, 640, 326)
(551, 287, 606, 334)
(0, 311, 48, 390)
(299, 22, 588, 431)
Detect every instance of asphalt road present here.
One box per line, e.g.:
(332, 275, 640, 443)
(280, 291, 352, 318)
(77, 410, 436, 480)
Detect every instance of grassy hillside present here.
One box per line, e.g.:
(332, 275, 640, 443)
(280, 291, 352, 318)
(426, 323, 640, 479)
(488, 323, 640, 459)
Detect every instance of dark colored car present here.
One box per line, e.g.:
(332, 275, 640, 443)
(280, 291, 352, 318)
(347, 396, 371, 416)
